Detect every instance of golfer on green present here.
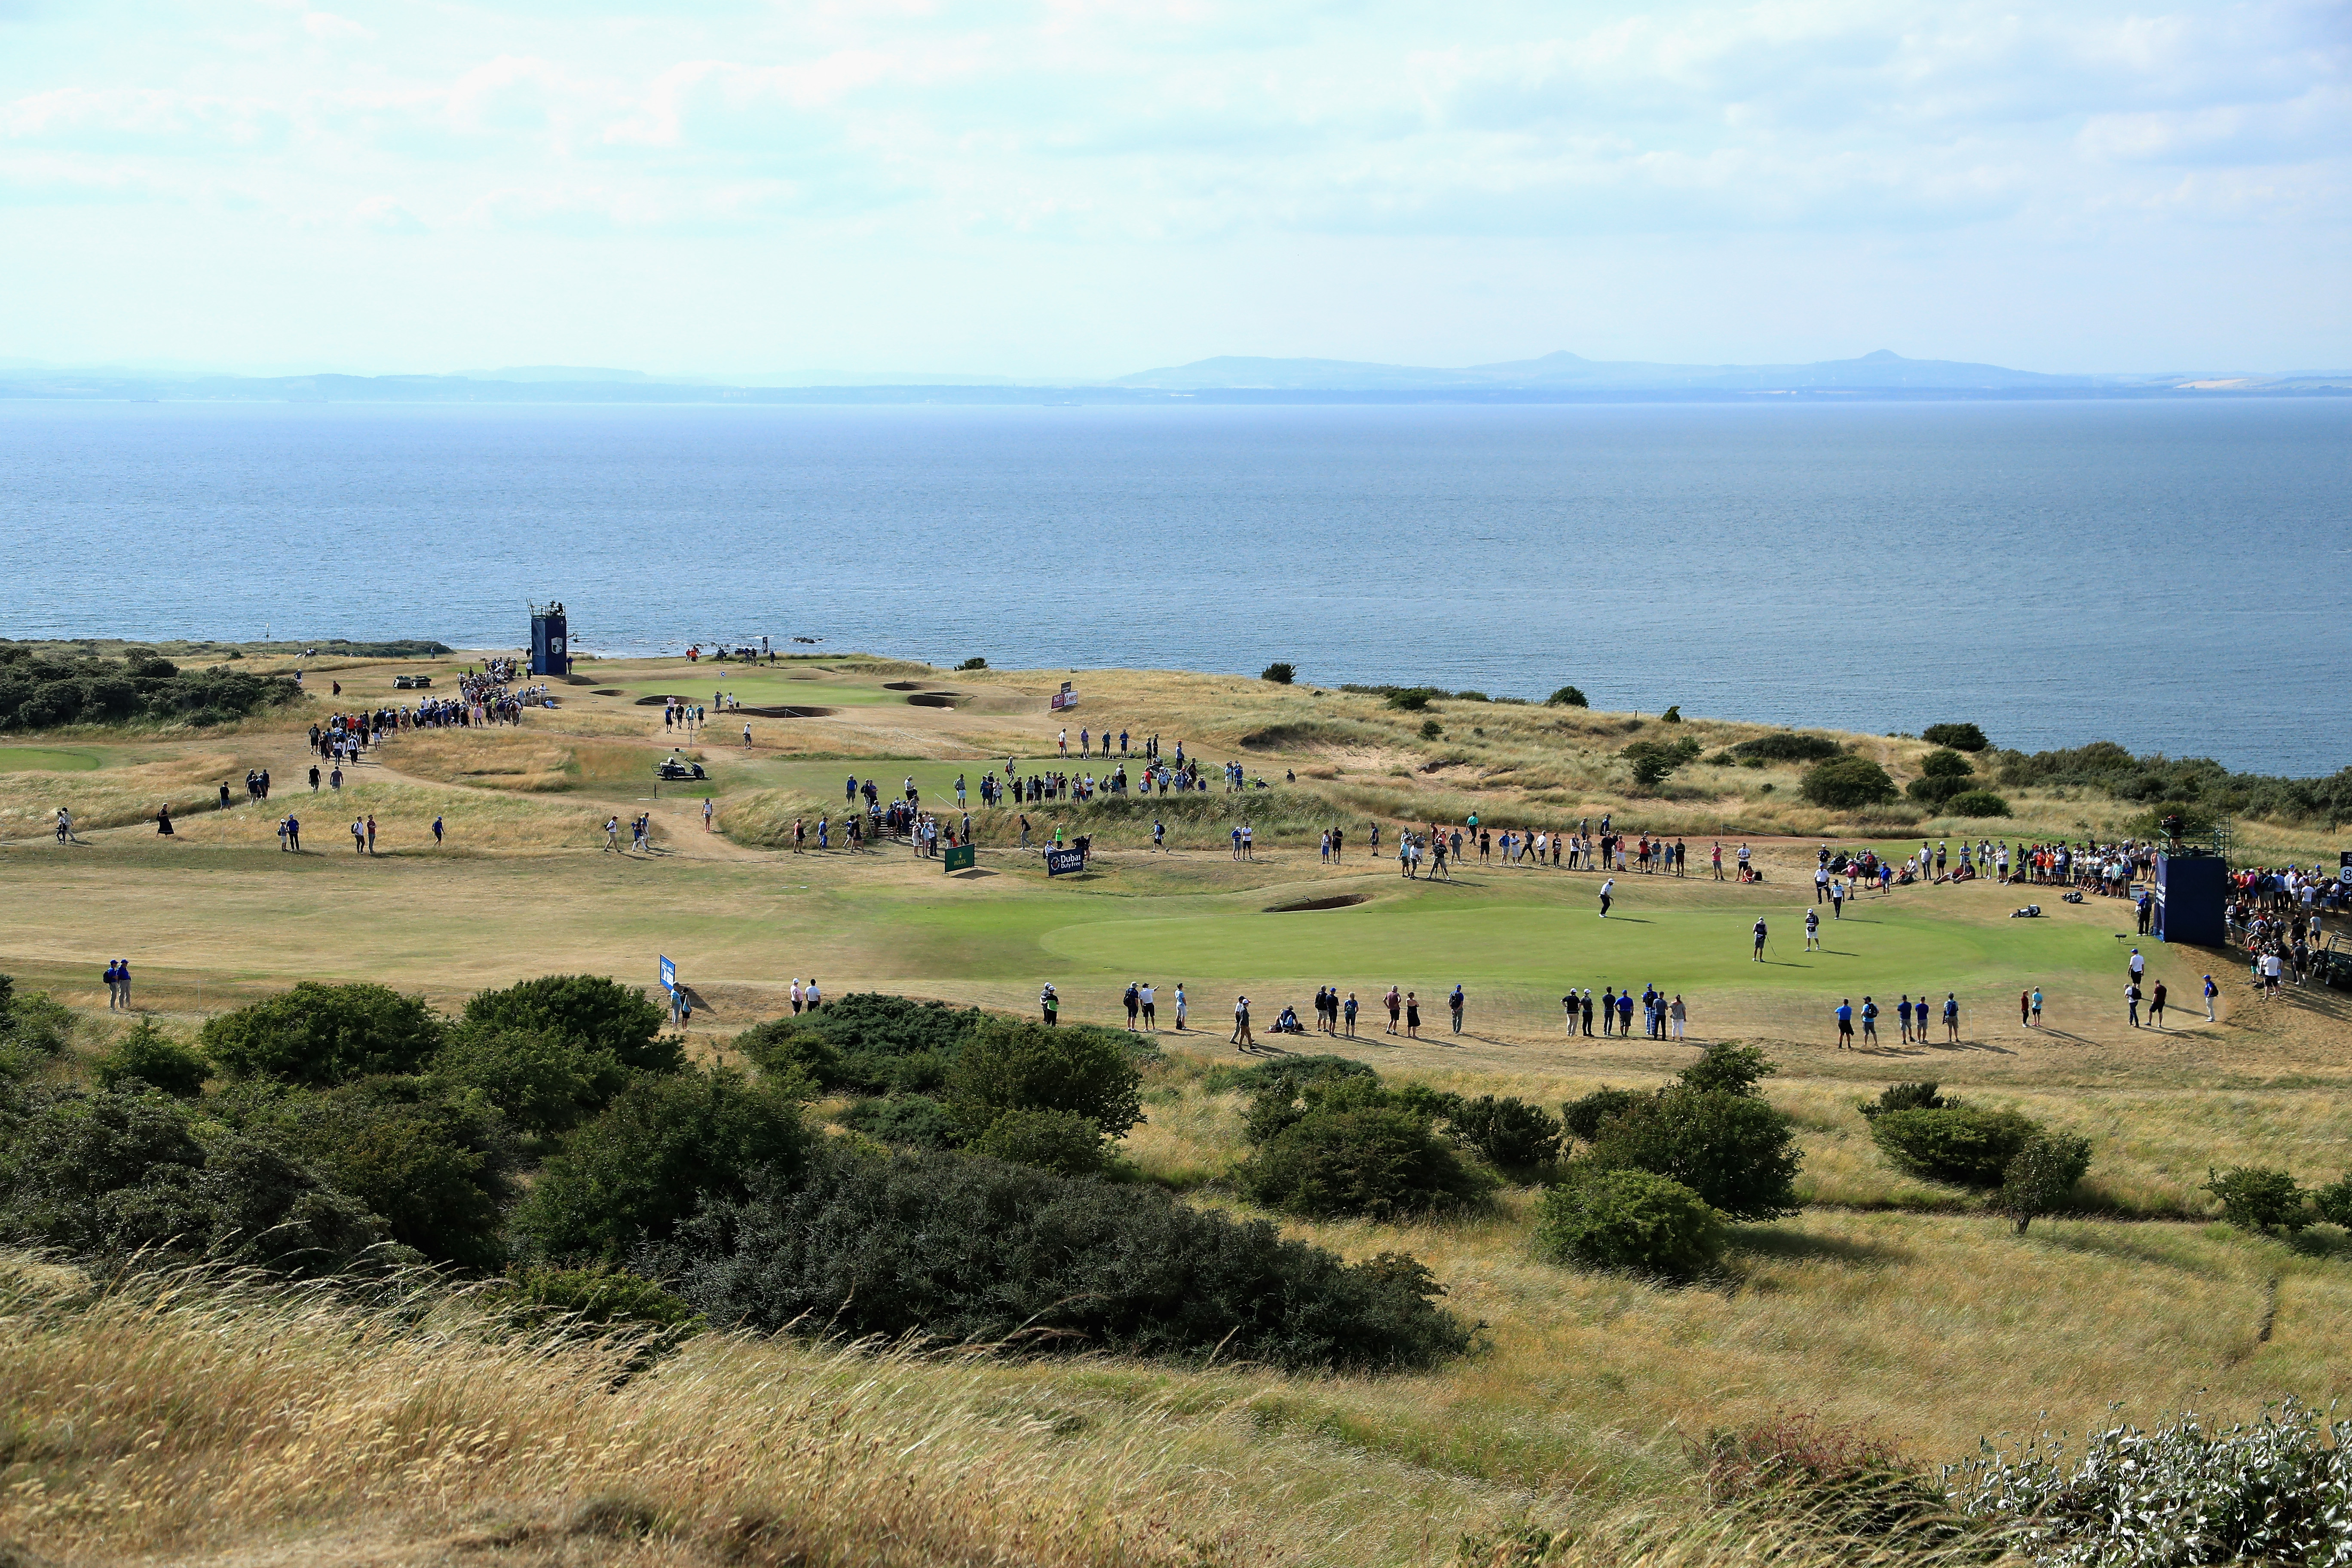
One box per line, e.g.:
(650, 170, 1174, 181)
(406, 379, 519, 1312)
(1752, 918, 1767, 962)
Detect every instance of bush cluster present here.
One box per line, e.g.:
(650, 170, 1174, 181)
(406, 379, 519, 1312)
(1236, 1069, 1496, 1219)
(1862, 1093, 2091, 1231)
(1533, 1167, 1723, 1280)
(1560, 1045, 1803, 1222)
(0, 644, 301, 730)
(1921, 722, 1990, 752)
(662, 1142, 1471, 1372)
(1731, 732, 1843, 763)
(1800, 756, 1899, 809)
(1994, 740, 2352, 829)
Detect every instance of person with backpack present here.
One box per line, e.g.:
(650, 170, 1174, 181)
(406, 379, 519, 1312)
(1449, 984, 1465, 1034)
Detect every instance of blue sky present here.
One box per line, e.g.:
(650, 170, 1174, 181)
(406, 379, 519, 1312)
(1, 0, 2344, 377)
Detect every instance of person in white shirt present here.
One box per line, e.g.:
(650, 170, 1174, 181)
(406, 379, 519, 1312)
(1599, 877, 1615, 917)
(1138, 983, 1156, 1029)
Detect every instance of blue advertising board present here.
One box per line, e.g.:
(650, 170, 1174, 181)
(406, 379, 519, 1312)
(659, 954, 676, 991)
(1045, 848, 1086, 876)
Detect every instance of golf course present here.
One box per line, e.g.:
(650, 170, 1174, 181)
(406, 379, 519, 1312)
(2, 639, 2349, 1568)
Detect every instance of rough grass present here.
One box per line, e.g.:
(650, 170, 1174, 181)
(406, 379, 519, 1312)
(0, 750, 257, 835)
(390, 730, 659, 793)
(169, 773, 604, 852)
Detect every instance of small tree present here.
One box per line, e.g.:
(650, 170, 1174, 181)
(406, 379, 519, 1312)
(1623, 737, 1702, 790)
(1260, 662, 1295, 684)
(1547, 686, 1589, 708)
(1419, 718, 1443, 740)
(1996, 1130, 2092, 1234)
(2315, 1172, 2352, 1228)
(1920, 748, 1975, 779)
(1922, 722, 1989, 753)
(956, 657, 988, 671)
(1869, 1106, 2038, 1187)
(1678, 1042, 1775, 1098)
(1585, 1087, 1801, 1220)
(2204, 1166, 2311, 1234)
(1660, 705, 1682, 723)
(1799, 756, 1899, 809)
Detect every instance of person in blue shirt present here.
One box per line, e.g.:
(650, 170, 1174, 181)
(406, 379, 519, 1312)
(1617, 990, 1635, 1033)
(1861, 996, 1879, 1044)
(1943, 993, 1960, 1041)
(1835, 998, 1855, 1049)
(1897, 995, 1914, 1042)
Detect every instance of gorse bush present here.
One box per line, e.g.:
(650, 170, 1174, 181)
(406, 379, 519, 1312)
(836, 1093, 964, 1149)
(236, 1075, 517, 1271)
(1533, 1167, 1722, 1280)
(485, 1263, 703, 1349)
(202, 982, 447, 1085)
(516, 1067, 809, 1263)
(1906, 774, 1969, 805)
(945, 1018, 1144, 1140)
(2202, 1165, 2310, 1233)
(1869, 1106, 2040, 1187)
(1208, 1054, 1376, 1097)
(1922, 722, 1989, 752)
(1259, 662, 1294, 684)
(2316, 1171, 2352, 1228)
(1858, 1081, 1948, 1119)
(1561, 1087, 1645, 1142)
(1243, 1100, 1496, 1220)
(1622, 737, 1702, 789)
(430, 1024, 621, 1142)
(1994, 741, 2352, 829)
(741, 993, 986, 1096)
(0, 643, 300, 731)
(1919, 748, 1975, 779)
(1800, 756, 1899, 809)
(1946, 790, 2012, 818)
(0, 1087, 388, 1275)
(1546, 685, 1589, 707)
(1583, 1087, 1801, 1220)
(461, 974, 680, 1077)
(1951, 1398, 2352, 1566)
(663, 1142, 1471, 1372)
(1731, 732, 1841, 763)
(1678, 1041, 1775, 1098)
(1446, 1095, 1563, 1172)
(92, 1020, 211, 1099)
(970, 1108, 1111, 1178)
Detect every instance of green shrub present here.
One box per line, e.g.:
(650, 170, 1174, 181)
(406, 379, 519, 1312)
(1239, 1068, 1395, 1145)
(1660, 705, 1681, 723)
(516, 1067, 809, 1263)
(0, 1087, 388, 1275)
(1869, 1106, 2038, 1187)
(1997, 1131, 2093, 1234)
(1858, 1081, 1947, 1119)
(3, 980, 76, 1058)
(0, 646, 300, 732)
(1418, 718, 1443, 739)
(1546, 686, 1589, 708)
(837, 1093, 964, 1149)
(2203, 1166, 2310, 1233)
(1532, 1167, 1723, 1280)
(1583, 1087, 1801, 1220)
(242, 1076, 517, 1270)
(1946, 790, 2012, 818)
(1623, 737, 1702, 789)
(1446, 1095, 1562, 1171)
(2315, 1172, 2352, 1228)
(1800, 756, 1899, 809)
(461, 974, 680, 1077)
(201, 982, 447, 1085)
(1260, 662, 1294, 684)
(92, 1020, 211, 1098)
(1919, 748, 1975, 779)
(971, 1109, 1110, 1177)
(485, 1263, 703, 1345)
(662, 1143, 1470, 1372)
(431, 1025, 619, 1142)
(750, 994, 986, 1096)
(956, 657, 988, 671)
(1243, 1104, 1495, 1220)
(1921, 723, 1989, 753)
(945, 1018, 1143, 1139)
(1210, 1054, 1377, 1096)
(1906, 774, 1968, 805)
(1731, 732, 1841, 763)
(1678, 1041, 1775, 1098)
(1561, 1087, 1645, 1142)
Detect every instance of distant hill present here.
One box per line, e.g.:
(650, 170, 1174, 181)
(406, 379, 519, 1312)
(1112, 349, 2104, 392)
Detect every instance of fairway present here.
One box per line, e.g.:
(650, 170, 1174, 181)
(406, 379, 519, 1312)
(0, 747, 102, 772)
(1036, 888, 2129, 997)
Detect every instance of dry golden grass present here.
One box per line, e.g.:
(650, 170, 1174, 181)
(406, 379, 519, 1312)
(389, 729, 659, 793)
(168, 774, 604, 852)
(0, 750, 261, 836)
(0, 1255, 2048, 1568)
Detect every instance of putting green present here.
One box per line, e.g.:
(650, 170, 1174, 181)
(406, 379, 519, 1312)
(1037, 893, 2126, 996)
(0, 747, 103, 773)
(622, 673, 900, 707)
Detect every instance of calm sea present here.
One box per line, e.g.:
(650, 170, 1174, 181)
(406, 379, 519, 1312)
(2, 398, 2345, 775)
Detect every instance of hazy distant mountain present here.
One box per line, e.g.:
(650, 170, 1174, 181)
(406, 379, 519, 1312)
(460, 366, 655, 383)
(1112, 348, 2102, 391)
